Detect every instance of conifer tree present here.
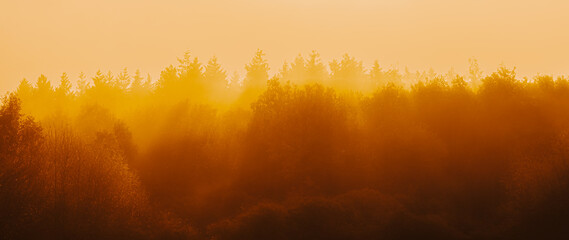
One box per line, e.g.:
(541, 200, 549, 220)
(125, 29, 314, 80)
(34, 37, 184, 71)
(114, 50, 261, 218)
(244, 49, 269, 89)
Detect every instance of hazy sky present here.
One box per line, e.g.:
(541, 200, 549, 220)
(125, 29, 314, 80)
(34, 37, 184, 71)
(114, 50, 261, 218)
(1, 0, 568, 93)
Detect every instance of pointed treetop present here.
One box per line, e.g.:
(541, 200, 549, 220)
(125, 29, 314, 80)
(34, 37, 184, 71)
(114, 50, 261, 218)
(37, 74, 52, 91)
(57, 72, 72, 96)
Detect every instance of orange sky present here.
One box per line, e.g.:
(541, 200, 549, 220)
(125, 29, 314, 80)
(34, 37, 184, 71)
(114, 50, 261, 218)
(1, 0, 568, 93)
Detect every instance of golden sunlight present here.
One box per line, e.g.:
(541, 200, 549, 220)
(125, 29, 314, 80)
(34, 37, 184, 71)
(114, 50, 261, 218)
(2, 1, 569, 239)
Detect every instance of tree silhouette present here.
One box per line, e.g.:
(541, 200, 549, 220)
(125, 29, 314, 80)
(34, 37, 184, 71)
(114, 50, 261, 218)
(468, 58, 483, 87)
(244, 49, 269, 89)
(56, 72, 72, 97)
(116, 68, 131, 91)
(305, 51, 327, 84)
(330, 54, 365, 90)
(3, 51, 569, 239)
(130, 69, 145, 93)
(205, 56, 228, 93)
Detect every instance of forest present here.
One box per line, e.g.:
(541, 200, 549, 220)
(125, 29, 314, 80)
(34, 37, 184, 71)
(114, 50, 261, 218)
(2, 50, 569, 239)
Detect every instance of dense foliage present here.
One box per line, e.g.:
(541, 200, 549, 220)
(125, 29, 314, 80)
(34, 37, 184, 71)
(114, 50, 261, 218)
(2, 51, 569, 239)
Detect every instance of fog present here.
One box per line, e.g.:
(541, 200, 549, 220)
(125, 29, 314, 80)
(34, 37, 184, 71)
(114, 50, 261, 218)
(2, 51, 569, 239)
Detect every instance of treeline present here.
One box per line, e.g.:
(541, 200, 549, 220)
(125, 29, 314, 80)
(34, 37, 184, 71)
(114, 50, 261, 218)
(2, 51, 569, 239)
(12, 50, 484, 118)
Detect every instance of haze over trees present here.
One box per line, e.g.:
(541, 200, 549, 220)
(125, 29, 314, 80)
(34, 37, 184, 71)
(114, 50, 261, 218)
(2, 50, 569, 239)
